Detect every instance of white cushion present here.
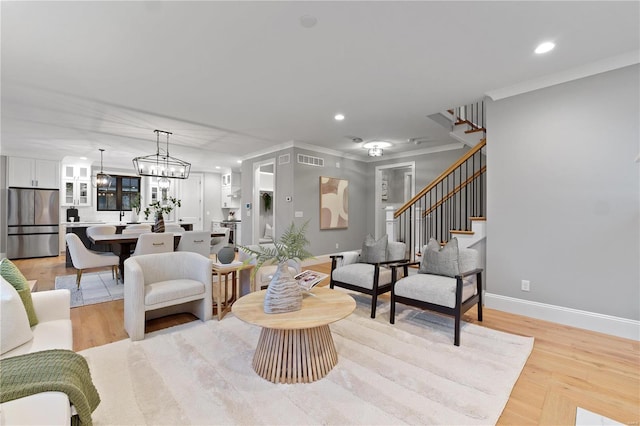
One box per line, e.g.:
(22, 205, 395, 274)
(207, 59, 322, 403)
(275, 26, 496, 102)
(0, 277, 33, 355)
(332, 263, 393, 290)
(394, 273, 476, 309)
(145, 279, 205, 306)
(0, 391, 71, 426)
(2, 319, 73, 358)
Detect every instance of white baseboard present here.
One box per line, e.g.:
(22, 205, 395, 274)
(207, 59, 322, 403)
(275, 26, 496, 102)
(485, 293, 640, 341)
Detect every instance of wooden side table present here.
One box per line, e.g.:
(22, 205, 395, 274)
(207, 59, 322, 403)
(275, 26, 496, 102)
(232, 287, 356, 384)
(212, 262, 254, 320)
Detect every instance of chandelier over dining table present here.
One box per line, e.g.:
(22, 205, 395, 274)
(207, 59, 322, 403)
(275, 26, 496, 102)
(132, 130, 191, 187)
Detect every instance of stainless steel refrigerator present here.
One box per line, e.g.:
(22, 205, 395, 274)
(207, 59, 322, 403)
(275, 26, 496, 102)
(8, 187, 60, 259)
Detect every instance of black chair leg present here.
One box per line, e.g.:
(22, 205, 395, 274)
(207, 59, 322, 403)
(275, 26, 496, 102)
(454, 311, 461, 346)
(390, 293, 395, 324)
(370, 292, 377, 318)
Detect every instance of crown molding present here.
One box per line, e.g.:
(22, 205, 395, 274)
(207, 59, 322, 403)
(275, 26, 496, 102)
(486, 50, 640, 101)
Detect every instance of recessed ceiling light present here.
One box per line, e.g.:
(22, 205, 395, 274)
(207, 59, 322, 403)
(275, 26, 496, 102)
(237, 160, 242, 164)
(79, 156, 88, 160)
(535, 41, 555, 54)
(299, 15, 318, 29)
(334, 114, 345, 121)
(215, 166, 220, 169)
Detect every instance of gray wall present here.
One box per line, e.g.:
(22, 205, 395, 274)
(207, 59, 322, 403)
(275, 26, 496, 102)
(242, 147, 369, 255)
(364, 147, 470, 234)
(487, 64, 639, 320)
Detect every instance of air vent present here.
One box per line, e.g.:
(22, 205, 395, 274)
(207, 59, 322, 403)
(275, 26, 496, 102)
(297, 154, 324, 167)
(279, 154, 290, 165)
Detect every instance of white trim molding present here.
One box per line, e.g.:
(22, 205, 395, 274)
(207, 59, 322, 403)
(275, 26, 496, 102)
(485, 293, 640, 341)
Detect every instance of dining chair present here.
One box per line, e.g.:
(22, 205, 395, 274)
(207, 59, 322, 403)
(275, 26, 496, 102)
(65, 233, 119, 289)
(85, 225, 116, 250)
(132, 233, 174, 256)
(164, 224, 186, 233)
(176, 230, 212, 258)
(122, 224, 152, 234)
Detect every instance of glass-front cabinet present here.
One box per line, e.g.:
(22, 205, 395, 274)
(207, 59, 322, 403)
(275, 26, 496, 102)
(61, 162, 92, 206)
(62, 180, 90, 206)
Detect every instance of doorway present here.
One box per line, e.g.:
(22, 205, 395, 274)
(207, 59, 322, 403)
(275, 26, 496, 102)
(253, 159, 275, 244)
(177, 172, 204, 230)
(374, 162, 415, 240)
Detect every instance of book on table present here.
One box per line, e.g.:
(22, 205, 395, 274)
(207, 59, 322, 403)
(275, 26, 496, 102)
(295, 270, 329, 291)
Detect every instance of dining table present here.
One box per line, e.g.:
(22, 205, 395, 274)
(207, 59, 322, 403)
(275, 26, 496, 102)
(88, 232, 225, 280)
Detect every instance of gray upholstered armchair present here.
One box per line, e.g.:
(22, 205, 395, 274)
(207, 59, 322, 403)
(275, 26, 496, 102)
(329, 235, 407, 318)
(390, 238, 483, 346)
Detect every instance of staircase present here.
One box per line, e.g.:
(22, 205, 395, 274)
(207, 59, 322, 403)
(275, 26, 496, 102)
(394, 102, 486, 260)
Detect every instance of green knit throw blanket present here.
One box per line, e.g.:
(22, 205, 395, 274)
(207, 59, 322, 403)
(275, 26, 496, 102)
(0, 349, 101, 426)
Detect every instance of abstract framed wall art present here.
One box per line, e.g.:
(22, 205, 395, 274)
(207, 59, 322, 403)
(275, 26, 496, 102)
(320, 176, 348, 229)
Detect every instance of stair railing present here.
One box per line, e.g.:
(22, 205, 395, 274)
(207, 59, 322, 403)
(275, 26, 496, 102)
(450, 100, 486, 135)
(394, 138, 486, 260)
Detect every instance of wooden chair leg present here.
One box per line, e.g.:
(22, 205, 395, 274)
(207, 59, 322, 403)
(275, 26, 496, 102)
(76, 269, 83, 289)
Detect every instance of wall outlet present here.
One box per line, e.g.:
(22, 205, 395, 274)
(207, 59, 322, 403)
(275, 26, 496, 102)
(336, 243, 339, 249)
(521, 280, 530, 292)
(295, 211, 303, 218)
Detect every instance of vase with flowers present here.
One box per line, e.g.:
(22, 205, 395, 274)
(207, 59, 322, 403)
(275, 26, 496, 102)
(143, 196, 181, 232)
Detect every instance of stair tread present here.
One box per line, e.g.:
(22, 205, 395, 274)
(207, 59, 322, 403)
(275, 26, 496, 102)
(450, 230, 475, 235)
(470, 217, 486, 221)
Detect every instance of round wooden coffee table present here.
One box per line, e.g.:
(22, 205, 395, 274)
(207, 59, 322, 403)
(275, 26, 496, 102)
(232, 287, 356, 384)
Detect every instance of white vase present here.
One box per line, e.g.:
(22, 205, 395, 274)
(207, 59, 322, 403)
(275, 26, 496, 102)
(130, 211, 139, 223)
(263, 262, 302, 314)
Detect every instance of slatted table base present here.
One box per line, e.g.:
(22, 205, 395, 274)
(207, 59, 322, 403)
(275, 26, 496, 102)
(252, 325, 338, 384)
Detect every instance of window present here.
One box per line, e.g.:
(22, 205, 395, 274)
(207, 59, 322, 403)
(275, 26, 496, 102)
(97, 175, 141, 211)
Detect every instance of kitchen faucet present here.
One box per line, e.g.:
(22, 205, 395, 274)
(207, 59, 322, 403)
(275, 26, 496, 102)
(119, 210, 125, 221)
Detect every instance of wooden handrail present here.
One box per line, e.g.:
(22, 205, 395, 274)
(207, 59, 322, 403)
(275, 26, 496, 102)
(395, 138, 486, 218)
(422, 166, 486, 217)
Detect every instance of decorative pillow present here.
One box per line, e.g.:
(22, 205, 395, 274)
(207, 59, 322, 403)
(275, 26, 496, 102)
(361, 234, 388, 264)
(264, 223, 273, 239)
(419, 238, 460, 277)
(0, 277, 34, 355)
(0, 258, 38, 326)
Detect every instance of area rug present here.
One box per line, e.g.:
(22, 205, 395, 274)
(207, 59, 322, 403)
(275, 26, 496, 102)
(54, 272, 122, 308)
(80, 295, 534, 425)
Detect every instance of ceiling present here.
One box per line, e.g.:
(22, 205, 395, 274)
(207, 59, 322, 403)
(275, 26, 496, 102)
(2, 1, 638, 173)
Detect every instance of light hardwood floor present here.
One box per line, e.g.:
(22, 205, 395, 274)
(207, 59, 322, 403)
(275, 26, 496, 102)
(13, 255, 640, 425)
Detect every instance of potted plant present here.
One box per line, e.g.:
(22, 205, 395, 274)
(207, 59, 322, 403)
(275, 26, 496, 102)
(130, 194, 141, 223)
(240, 221, 313, 313)
(143, 196, 181, 232)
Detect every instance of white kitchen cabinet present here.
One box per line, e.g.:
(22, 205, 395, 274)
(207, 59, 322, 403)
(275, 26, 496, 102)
(62, 164, 90, 180)
(7, 157, 60, 188)
(221, 186, 241, 208)
(61, 179, 91, 206)
(61, 162, 92, 206)
(221, 172, 241, 190)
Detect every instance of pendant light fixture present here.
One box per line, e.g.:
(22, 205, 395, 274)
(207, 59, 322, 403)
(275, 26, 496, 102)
(132, 130, 191, 186)
(92, 149, 112, 188)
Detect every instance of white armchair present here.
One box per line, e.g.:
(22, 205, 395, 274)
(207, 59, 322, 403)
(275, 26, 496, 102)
(124, 251, 213, 341)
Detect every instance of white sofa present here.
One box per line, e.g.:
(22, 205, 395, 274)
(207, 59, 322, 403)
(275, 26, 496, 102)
(124, 251, 213, 341)
(0, 281, 73, 426)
